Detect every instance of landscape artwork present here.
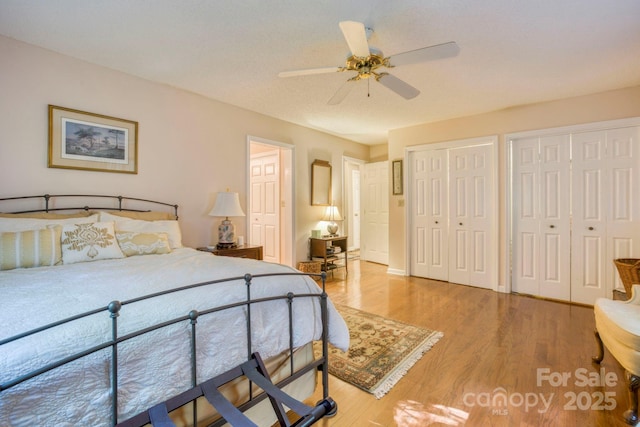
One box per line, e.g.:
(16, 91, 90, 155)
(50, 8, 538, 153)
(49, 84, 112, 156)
(48, 105, 138, 174)
(62, 119, 128, 164)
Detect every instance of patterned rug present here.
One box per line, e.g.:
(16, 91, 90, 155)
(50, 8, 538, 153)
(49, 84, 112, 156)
(320, 304, 443, 399)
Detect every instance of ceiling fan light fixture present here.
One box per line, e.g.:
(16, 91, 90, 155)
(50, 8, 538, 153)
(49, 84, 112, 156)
(278, 20, 459, 104)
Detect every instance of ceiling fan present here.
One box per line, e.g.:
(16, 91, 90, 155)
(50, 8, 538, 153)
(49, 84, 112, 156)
(278, 21, 459, 105)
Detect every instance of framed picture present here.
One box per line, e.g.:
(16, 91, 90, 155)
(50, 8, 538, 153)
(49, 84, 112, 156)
(392, 159, 403, 195)
(48, 105, 138, 174)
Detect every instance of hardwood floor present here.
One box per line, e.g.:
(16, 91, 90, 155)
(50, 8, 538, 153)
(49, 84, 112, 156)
(307, 259, 630, 426)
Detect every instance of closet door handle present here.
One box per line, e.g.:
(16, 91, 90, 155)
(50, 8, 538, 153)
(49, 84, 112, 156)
(459, 222, 463, 226)
(588, 226, 595, 231)
(550, 225, 555, 228)
(435, 221, 439, 224)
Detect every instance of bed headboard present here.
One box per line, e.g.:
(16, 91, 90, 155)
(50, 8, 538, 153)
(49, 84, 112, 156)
(0, 194, 179, 219)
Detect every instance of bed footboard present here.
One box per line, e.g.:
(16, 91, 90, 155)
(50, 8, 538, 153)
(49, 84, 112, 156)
(0, 271, 333, 427)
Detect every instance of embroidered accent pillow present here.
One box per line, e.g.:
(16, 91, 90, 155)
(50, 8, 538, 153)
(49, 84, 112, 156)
(99, 211, 183, 249)
(0, 226, 62, 270)
(61, 221, 125, 264)
(116, 231, 171, 256)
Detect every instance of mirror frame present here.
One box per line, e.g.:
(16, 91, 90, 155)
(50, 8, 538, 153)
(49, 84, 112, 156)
(311, 159, 331, 206)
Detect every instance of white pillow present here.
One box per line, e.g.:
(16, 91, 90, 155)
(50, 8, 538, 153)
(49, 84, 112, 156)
(99, 211, 183, 249)
(0, 214, 100, 233)
(61, 221, 125, 264)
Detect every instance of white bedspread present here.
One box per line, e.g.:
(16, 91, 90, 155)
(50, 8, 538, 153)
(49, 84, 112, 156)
(0, 248, 349, 427)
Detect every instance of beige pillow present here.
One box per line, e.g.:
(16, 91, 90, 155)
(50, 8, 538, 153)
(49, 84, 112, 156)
(116, 231, 171, 256)
(0, 211, 94, 219)
(0, 226, 62, 270)
(100, 210, 176, 221)
(0, 214, 100, 233)
(61, 221, 125, 264)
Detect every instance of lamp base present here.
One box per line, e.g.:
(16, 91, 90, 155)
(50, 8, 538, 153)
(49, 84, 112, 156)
(327, 222, 338, 236)
(217, 218, 236, 248)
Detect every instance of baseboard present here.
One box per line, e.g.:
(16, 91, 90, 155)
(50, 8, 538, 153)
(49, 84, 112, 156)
(386, 268, 405, 276)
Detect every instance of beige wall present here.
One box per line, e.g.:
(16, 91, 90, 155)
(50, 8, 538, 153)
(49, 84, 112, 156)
(388, 85, 640, 284)
(368, 143, 389, 162)
(0, 35, 369, 263)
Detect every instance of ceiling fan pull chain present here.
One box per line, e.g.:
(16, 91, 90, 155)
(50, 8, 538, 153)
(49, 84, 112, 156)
(368, 78, 370, 97)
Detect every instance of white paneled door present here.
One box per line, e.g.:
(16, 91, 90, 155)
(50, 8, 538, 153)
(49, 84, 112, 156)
(511, 123, 640, 304)
(351, 169, 361, 250)
(249, 151, 280, 263)
(448, 145, 495, 289)
(571, 127, 640, 304)
(411, 149, 448, 280)
(512, 135, 571, 300)
(362, 161, 389, 265)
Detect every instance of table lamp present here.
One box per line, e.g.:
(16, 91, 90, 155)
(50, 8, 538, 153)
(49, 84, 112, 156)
(322, 205, 342, 236)
(208, 191, 245, 249)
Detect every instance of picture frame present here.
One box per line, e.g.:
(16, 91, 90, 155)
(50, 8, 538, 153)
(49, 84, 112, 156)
(392, 159, 403, 195)
(48, 105, 138, 174)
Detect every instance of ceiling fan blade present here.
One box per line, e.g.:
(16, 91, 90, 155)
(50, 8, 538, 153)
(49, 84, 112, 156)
(389, 41, 459, 66)
(377, 73, 420, 99)
(278, 66, 342, 78)
(327, 80, 354, 105)
(339, 21, 370, 58)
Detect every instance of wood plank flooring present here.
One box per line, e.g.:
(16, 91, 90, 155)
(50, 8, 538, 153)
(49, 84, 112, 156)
(307, 259, 630, 426)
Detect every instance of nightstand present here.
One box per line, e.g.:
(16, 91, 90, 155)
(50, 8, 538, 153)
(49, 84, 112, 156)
(309, 236, 348, 275)
(197, 245, 263, 260)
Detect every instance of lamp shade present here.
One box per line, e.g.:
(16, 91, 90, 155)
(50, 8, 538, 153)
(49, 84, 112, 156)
(322, 205, 342, 221)
(208, 192, 245, 218)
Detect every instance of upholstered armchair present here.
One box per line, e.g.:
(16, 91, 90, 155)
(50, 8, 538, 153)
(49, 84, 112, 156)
(594, 284, 640, 425)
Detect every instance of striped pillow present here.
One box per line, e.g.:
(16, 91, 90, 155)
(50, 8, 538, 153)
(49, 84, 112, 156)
(0, 226, 62, 270)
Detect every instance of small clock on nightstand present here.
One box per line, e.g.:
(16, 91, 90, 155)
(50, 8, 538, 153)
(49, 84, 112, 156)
(197, 245, 263, 260)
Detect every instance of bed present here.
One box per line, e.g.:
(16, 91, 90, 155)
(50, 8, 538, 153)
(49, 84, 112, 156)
(0, 194, 350, 427)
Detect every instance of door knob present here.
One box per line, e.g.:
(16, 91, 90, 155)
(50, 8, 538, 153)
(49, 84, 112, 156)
(459, 222, 463, 226)
(435, 221, 439, 224)
(588, 226, 594, 231)
(550, 225, 555, 228)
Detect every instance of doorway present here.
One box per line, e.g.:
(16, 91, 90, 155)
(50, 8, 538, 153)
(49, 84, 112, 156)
(247, 136, 294, 266)
(342, 156, 364, 252)
(361, 161, 389, 265)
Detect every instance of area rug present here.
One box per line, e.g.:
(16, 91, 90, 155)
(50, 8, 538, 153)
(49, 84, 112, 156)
(319, 304, 443, 399)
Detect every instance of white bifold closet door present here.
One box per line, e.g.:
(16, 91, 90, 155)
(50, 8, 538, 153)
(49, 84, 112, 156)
(512, 135, 571, 300)
(411, 142, 496, 289)
(411, 149, 448, 281)
(512, 125, 640, 304)
(448, 145, 495, 289)
(571, 128, 640, 304)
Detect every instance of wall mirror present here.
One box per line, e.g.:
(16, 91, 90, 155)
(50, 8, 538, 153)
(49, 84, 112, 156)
(311, 160, 331, 206)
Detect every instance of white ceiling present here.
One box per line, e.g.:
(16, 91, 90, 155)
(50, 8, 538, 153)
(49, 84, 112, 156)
(1, 0, 639, 145)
